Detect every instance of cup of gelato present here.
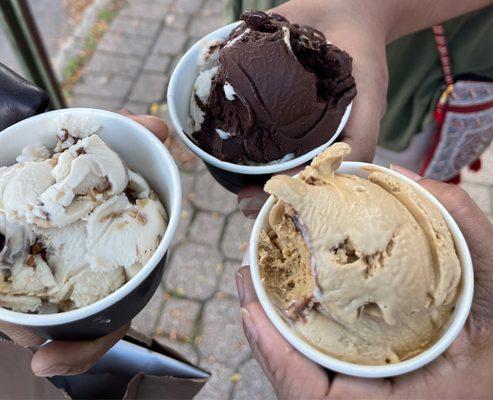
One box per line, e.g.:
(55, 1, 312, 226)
(0, 109, 181, 340)
(168, 11, 354, 193)
(249, 143, 474, 377)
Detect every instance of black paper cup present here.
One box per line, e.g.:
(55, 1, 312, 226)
(0, 109, 182, 340)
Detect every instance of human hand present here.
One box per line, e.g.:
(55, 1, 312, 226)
(236, 166, 493, 399)
(0, 112, 169, 377)
(238, 0, 389, 218)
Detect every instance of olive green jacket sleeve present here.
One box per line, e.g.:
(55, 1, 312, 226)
(381, 6, 493, 151)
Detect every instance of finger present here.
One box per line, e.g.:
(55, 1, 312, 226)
(236, 266, 330, 399)
(0, 322, 45, 347)
(31, 323, 129, 377)
(340, 74, 385, 162)
(237, 165, 306, 219)
(238, 186, 268, 219)
(125, 114, 169, 143)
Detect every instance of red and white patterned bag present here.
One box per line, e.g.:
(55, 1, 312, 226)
(420, 25, 493, 183)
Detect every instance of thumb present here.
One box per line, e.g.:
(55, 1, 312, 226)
(236, 266, 330, 399)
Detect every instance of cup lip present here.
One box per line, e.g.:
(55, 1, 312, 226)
(249, 162, 474, 378)
(0, 108, 182, 327)
(167, 22, 353, 176)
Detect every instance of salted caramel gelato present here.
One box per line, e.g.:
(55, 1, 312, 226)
(0, 116, 167, 313)
(258, 143, 461, 365)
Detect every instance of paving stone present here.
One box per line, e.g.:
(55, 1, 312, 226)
(158, 298, 201, 340)
(164, 242, 223, 300)
(164, 13, 190, 31)
(461, 143, 493, 185)
(196, 360, 235, 400)
(189, 211, 225, 245)
(168, 55, 182, 76)
(72, 74, 133, 99)
(69, 94, 122, 110)
(154, 335, 199, 364)
(181, 171, 196, 196)
(122, 101, 149, 115)
(172, 0, 204, 14)
(173, 201, 194, 245)
(172, 173, 195, 244)
(460, 182, 492, 215)
(98, 32, 154, 57)
(232, 359, 276, 400)
(189, 14, 224, 37)
(203, 0, 225, 15)
(221, 212, 254, 260)
(200, 297, 250, 367)
(120, 1, 172, 20)
(128, 72, 168, 103)
(152, 28, 188, 55)
(85, 52, 142, 77)
(192, 170, 238, 214)
(110, 15, 162, 38)
(143, 54, 171, 73)
(219, 260, 240, 298)
(131, 285, 166, 336)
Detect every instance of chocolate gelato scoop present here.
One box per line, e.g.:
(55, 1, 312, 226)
(190, 11, 356, 164)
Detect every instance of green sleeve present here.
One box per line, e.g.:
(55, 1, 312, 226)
(380, 6, 493, 151)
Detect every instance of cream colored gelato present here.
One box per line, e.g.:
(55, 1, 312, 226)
(0, 116, 167, 313)
(258, 143, 461, 365)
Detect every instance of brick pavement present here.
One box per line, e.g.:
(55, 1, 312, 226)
(69, 1, 276, 397)
(68, 0, 493, 398)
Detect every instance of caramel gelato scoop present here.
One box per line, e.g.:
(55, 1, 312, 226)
(258, 143, 461, 365)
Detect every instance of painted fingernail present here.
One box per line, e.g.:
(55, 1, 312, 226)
(241, 308, 258, 343)
(34, 363, 71, 377)
(236, 271, 245, 304)
(389, 164, 422, 181)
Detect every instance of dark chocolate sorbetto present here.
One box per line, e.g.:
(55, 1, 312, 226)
(192, 11, 356, 164)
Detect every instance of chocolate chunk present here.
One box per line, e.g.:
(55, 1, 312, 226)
(94, 176, 112, 194)
(1, 268, 11, 282)
(124, 188, 138, 205)
(75, 147, 86, 156)
(30, 239, 48, 262)
(0, 233, 5, 252)
(59, 128, 69, 142)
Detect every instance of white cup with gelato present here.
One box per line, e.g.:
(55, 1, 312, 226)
(0, 109, 181, 340)
(168, 12, 354, 193)
(249, 143, 474, 378)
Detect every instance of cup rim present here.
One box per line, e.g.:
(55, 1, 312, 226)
(0, 108, 182, 326)
(167, 22, 353, 175)
(249, 162, 474, 378)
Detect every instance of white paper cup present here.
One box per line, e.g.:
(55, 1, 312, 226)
(167, 22, 353, 193)
(0, 109, 182, 340)
(249, 162, 474, 378)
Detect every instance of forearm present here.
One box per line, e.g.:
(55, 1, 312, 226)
(276, 0, 492, 43)
(381, 0, 493, 42)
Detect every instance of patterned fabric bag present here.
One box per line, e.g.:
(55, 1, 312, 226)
(420, 25, 493, 183)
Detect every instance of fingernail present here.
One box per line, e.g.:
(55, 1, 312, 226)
(241, 308, 258, 343)
(236, 271, 245, 304)
(389, 164, 422, 181)
(34, 364, 71, 377)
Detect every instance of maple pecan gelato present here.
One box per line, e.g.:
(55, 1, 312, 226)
(258, 143, 461, 365)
